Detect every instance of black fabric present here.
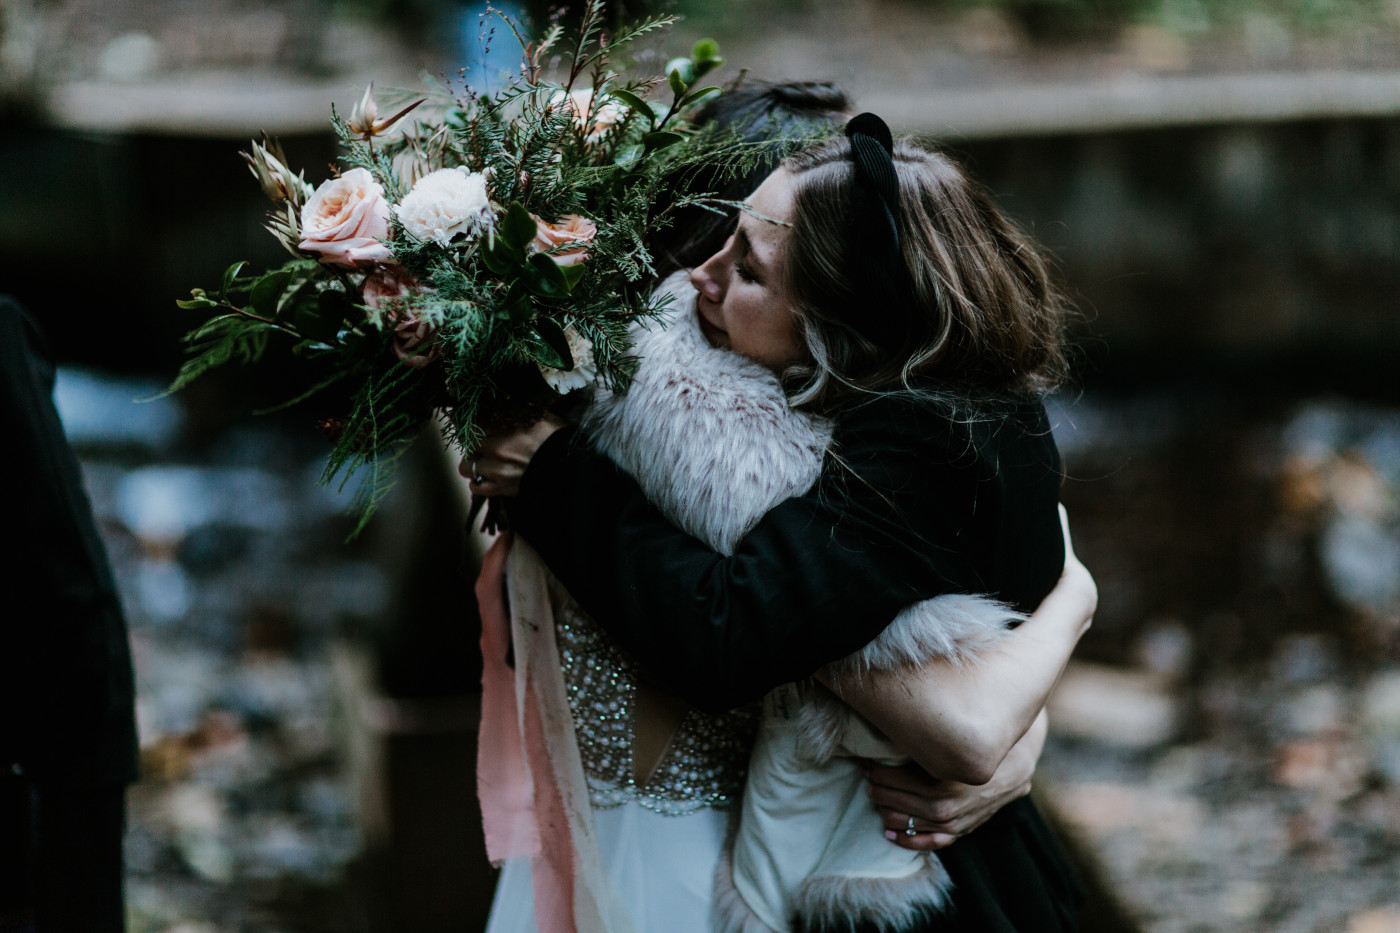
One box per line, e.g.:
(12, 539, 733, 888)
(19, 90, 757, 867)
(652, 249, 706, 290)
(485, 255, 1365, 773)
(0, 296, 139, 784)
(0, 778, 128, 933)
(510, 392, 1066, 714)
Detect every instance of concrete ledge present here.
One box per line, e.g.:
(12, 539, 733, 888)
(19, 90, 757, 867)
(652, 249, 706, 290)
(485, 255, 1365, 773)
(45, 68, 1400, 139)
(871, 70, 1400, 138)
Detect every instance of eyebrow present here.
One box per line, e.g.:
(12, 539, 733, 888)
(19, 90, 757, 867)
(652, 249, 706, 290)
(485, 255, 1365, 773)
(735, 226, 769, 277)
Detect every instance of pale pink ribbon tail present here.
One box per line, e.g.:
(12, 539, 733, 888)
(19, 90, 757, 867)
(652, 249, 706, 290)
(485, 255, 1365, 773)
(476, 533, 539, 862)
(475, 533, 579, 933)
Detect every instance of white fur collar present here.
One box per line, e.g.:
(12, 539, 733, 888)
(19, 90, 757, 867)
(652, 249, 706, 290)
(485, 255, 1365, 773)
(584, 272, 832, 557)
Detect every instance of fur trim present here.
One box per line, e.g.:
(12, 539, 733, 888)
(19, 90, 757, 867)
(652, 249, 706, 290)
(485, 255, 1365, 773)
(792, 859, 954, 933)
(795, 595, 1022, 765)
(714, 829, 784, 933)
(826, 593, 1024, 684)
(583, 272, 831, 556)
(791, 683, 851, 766)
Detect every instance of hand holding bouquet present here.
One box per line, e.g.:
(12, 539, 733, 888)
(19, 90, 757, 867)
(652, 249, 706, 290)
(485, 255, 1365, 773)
(166, 3, 746, 531)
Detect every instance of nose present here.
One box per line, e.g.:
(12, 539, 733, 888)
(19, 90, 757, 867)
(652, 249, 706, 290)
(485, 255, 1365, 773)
(690, 248, 725, 303)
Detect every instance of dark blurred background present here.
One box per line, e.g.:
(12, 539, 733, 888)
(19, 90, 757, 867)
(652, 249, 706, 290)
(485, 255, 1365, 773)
(3, 1, 1399, 930)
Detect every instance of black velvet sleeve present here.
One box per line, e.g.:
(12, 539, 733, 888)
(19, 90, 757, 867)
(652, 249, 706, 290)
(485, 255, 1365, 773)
(0, 298, 138, 782)
(508, 399, 1005, 713)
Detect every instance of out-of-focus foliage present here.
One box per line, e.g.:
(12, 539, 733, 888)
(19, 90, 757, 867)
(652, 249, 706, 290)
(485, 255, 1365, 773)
(670, 0, 1400, 40)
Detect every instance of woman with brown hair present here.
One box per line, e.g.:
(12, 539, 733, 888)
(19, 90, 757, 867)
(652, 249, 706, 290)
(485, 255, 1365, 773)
(474, 110, 1090, 932)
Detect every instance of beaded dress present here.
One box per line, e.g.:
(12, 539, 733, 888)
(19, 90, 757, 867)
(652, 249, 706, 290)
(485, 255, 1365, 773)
(483, 274, 830, 933)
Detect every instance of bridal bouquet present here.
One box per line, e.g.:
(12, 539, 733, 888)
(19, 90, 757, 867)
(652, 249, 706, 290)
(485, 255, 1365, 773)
(165, 2, 746, 530)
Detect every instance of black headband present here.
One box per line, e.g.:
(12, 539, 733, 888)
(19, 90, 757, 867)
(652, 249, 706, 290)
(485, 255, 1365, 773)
(843, 113, 913, 348)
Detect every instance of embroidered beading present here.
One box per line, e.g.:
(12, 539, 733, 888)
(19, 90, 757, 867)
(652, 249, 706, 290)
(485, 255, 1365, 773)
(556, 598, 758, 815)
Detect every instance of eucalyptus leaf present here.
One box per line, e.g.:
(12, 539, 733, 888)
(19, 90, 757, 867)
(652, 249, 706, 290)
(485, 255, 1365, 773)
(501, 202, 539, 250)
(481, 236, 523, 275)
(248, 269, 294, 318)
(643, 131, 686, 154)
(525, 252, 570, 299)
(532, 317, 574, 370)
(297, 291, 348, 342)
(668, 66, 689, 97)
(608, 89, 655, 128)
(680, 86, 722, 110)
(613, 143, 644, 166)
(561, 263, 586, 290)
(691, 38, 720, 63)
(219, 261, 249, 299)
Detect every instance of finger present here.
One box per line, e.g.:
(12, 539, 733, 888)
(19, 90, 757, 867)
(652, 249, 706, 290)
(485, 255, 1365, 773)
(869, 787, 963, 826)
(865, 763, 953, 796)
(882, 827, 956, 851)
(877, 807, 959, 837)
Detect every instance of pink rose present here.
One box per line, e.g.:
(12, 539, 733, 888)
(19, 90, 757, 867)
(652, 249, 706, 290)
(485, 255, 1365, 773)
(392, 314, 442, 370)
(299, 167, 393, 268)
(361, 265, 416, 313)
(530, 214, 597, 267)
(361, 266, 441, 369)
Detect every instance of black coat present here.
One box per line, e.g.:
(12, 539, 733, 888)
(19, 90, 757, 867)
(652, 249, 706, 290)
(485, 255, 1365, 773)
(511, 392, 1067, 712)
(0, 297, 138, 785)
(508, 390, 1082, 931)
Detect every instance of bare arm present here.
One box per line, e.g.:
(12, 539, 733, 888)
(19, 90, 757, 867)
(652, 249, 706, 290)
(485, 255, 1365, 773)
(829, 507, 1095, 786)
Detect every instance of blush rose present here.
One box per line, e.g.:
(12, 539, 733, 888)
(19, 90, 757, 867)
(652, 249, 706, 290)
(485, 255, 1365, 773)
(299, 167, 393, 268)
(530, 214, 597, 267)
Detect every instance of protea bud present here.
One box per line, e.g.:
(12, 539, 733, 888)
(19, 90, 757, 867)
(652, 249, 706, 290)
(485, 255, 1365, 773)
(241, 134, 312, 206)
(346, 82, 426, 142)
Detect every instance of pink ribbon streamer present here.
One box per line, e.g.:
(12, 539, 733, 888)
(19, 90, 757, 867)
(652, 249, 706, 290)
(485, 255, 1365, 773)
(475, 532, 579, 932)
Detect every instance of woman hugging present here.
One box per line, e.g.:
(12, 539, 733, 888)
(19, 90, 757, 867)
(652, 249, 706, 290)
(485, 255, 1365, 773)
(470, 81, 1097, 933)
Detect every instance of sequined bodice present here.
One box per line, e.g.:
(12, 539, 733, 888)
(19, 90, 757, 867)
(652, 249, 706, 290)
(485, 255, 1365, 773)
(555, 598, 759, 815)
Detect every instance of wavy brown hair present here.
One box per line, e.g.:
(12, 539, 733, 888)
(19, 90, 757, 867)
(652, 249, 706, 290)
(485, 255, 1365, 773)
(779, 136, 1068, 413)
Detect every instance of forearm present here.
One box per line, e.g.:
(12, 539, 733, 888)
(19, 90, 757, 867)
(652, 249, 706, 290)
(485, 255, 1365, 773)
(834, 557, 1092, 784)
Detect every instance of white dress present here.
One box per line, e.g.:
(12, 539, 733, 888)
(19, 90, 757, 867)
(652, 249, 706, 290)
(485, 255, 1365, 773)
(478, 273, 824, 933)
(485, 802, 730, 933)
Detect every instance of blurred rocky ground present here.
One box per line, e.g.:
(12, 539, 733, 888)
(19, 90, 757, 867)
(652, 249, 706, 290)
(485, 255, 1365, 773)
(56, 368, 384, 933)
(1047, 392, 1400, 932)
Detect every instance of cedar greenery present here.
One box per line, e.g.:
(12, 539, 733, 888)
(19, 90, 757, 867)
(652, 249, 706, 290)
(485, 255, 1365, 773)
(164, 2, 773, 533)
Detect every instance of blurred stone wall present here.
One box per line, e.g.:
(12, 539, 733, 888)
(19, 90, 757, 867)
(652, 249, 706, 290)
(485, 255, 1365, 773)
(949, 116, 1400, 396)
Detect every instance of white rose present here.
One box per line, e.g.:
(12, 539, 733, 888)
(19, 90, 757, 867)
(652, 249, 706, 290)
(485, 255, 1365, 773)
(395, 167, 493, 246)
(538, 326, 598, 394)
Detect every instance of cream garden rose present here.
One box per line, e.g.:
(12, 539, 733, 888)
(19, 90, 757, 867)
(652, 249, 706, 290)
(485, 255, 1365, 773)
(299, 167, 393, 268)
(396, 167, 493, 246)
(530, 214, 597, 267)
(557, 88, 626, 143)
(538, 325, 598, 394)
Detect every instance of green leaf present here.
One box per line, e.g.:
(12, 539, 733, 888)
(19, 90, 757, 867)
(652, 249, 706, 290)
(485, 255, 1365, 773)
(494, 281, 534, 321)
(681, 86, 722, 110)
(219, 261, 249, 299)
(608, 89, 655, 128)
(613, 143, 644, 166)
(642, 131, 686, 154)
(176, 297, 219, 310)
(691, 38, 720, 63)
(500, 202, 538, 250)
(481, 234, 523, 276)
(560, 262, 586, 290)
(525, 252, 570, 299)
(668, 66, 689, 98)
(248, 269, 293, 318)
(296, 290, 348, 342)
(532, 317, 574, 371)
(693, 57, 723, 79)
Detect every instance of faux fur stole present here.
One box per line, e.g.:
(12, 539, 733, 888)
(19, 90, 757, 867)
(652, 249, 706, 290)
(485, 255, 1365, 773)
(582, 273, 1024, 741)
(583, 272, 832, 556)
